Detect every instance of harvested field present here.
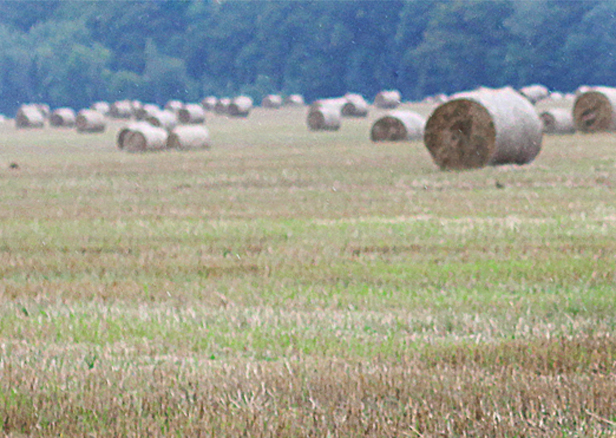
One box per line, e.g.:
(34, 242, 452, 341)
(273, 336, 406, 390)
(1, 102, 616, 437)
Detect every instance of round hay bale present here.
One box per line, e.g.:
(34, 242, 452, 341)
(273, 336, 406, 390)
(165, 100, 184, 114)
(122, 124, 168, 153)
(134, 103, 160, 121)
(424, 87, 543, 170)
(342, 93, 369, 117)
(214, 98, 231, 114)
(110, 100, 133, 119)
(573, 87, 616, 133)
(371, 111, 425, 142)
(519, 84, 550, 104)
(15, 105, 45, 128)
(262, 94, 283, 109)
(284, 94, 305, 106)
(91, 101, 110, 115)
(35, 104, 51, 119)
(540, 108, 575, 134)
(307, 105, 342, 131)
(117, 122, 153, 150)
(76, 109, 106, 133)
(228, 96, 253, 117)
(374, 90, 401, 109)
(49, 107, 76, 127)
(145, 110, 178, 131)
(167, 125, 211, 150)
(178, 104, 206, 124)
(201, 96, 218, 111)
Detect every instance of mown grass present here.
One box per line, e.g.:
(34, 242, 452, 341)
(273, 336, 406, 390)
(1, 103, 616, 436)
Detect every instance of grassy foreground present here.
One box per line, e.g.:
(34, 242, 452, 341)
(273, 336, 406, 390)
(1, 103, 616, 437)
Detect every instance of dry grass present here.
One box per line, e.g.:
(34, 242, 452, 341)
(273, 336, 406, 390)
(1, 103, 616, 436)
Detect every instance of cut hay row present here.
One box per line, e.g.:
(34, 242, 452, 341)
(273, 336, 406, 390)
(76, 109, 106, 133)
(15, 105, 45, 128)
(371, 111, 425, 142)
(573, 87, 616, 133)
(424, 87, 543, 170)
(540, 108, 575, 135)
(374, 90, 401, 109)
(49, 108, 76, 128)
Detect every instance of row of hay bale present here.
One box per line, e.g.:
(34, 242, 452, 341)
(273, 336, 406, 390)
(117, 123, 210, 153)
(16, 104, 106, 133)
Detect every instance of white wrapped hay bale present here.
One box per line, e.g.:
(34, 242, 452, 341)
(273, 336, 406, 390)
(76, 109, 106, 133)
(342, 93, 369, 117)
(540, 108, 575, 134)
(119, 124, 168, 153)
(424, 87, 543, 170)
(307, 104, 342, 131)
(374, 90, 401, 109)
(50, 108, 76, 127)
(167, 125, 211, 150)
(91, 101, 110, 116)
(261, 94, 283, 109)
(371, 111, 425, 142)
(178, 104, 206, 124)
(145, 110, 178, 131)
(228, 96, 253, 117)
(519, 84, 550, 104)
(214, 98, 231, 114)
(284, 94, 305, 106)
(165, 100, 184, 114)
(134, 103, 160, 121)
(109, 100, 133, 119)
(201, 96, 217, 111)
(15, 105, 45, 128)
(573, 87, 616, 133)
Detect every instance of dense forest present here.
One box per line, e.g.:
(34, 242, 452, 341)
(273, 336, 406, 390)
(0, 0, 615, 116)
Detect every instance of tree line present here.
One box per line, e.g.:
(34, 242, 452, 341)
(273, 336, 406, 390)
(0, 0, 613, 116)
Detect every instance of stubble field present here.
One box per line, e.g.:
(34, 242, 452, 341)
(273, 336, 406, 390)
(1, 101, 616, 437)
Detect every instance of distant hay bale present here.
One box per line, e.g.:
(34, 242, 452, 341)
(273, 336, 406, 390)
(134, 103, 160, 121)
(91, 101, 110, 115)
(145, 110, 178, 131)
(540, 108, 575, 134)
(342, 93, 369, 117)
(165, 100, 184, 113)
(307, 104, 342, 131)
(374, 90, 401, 109)
(201, 96, 218, 111)
(15, 105, 45, 128)
(117, 122, 152, 150)
(178, 104, 206, 124)
(35, 104, 51, 119)
(229, 96, 253, 117)
(424, 87, 543, 170)
(120, 124, 168, 153)
(519, 84, 550, 104)
(261, 94, 283, 109)
(284, 94, 305, 106)
(371, 111, 425, 142)
(49, 108, 76, 127)
(110, 100, 133, 119)
(573, 87, 616, 133)
(214, 98, 231, 114)
(167, 125, 211, 150)
(310, 97, 347, 113)
(76, 109, 106, 133)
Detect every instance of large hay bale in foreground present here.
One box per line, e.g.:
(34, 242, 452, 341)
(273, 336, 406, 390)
(146, 110, 178, 131)
(371, 111, 425, 142)
(424, 87, 543, 170)
(284, 94, 305, 106)
(519, 84, 550, 104)
(49, 108, 76, 127)
(262, 94, 283, 109)
(178, 104, 206, 124)
(374, 90, 401, 109)
(121, 124, 168, 153)
(540, 108, 575, 134)
(228, 96, 253, 117)
(573, 87, 616, 132)
(167, 125, 211, 150)
(342, 93, 369, 117)
(76, 109, 106, 133)
(15, 105, 45, 128)
(307, 105, 342, 131)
